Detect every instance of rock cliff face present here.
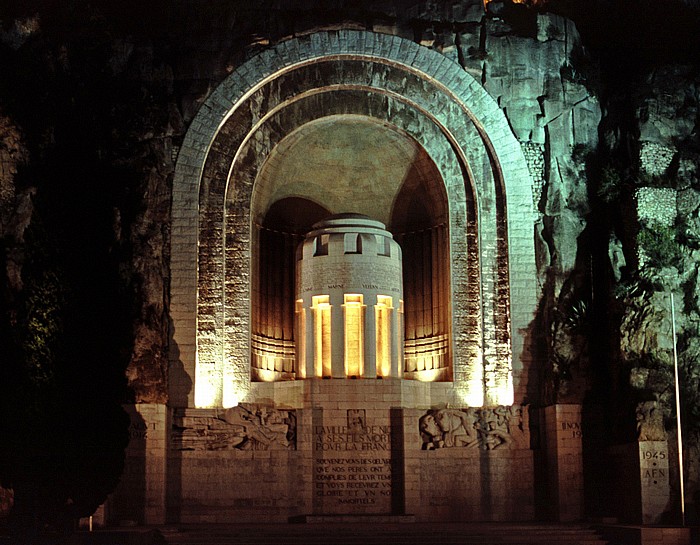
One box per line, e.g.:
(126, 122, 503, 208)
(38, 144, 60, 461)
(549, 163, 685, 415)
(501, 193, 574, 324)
(453, 8, 601, 405)
(0, 0, 699, 520)
(603, 63, 700, 504)
(0, 112, 31, 293)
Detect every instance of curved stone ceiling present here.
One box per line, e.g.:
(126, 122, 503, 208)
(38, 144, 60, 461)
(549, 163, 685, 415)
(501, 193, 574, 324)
(256, 115, 444, 227)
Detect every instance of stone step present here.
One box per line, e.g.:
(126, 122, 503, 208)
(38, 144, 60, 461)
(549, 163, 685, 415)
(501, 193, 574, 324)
(158, 523, 610, 545)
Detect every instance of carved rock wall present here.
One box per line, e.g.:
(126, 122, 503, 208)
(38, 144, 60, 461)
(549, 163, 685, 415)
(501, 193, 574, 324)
(0, 112, 30, 293)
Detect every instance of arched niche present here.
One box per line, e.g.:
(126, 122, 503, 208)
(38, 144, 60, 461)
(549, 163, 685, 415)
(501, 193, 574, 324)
(250, 115, 452, 383)
(169, 30, 538, 410)
(251, 197, 330, 382)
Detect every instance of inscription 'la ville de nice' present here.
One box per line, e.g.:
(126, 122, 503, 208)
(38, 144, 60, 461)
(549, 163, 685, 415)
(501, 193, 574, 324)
(314, 425, 390, 451)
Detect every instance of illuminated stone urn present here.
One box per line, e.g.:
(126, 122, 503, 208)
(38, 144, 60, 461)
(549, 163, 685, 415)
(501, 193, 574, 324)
(295, 214, 404, 379)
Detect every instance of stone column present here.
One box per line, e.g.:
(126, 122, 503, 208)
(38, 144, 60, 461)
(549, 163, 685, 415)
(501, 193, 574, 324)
(331, 297, 345, 378)
(390, 303, 400, 378)
(304, 305, 314, 378)
(364, 303, 377, 378)
(543, 404, 584, 521)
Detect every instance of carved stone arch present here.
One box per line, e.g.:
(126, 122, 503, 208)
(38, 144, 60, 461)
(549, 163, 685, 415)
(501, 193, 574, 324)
(170, 30, 537, 409)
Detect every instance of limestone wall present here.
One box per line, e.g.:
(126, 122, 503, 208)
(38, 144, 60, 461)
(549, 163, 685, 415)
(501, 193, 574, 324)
(165, 381, 533, 522)
(1, 1, 599, 409)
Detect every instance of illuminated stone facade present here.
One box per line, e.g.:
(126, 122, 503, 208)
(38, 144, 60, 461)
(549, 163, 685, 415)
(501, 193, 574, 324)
(169, 30, 538, 413)
(101, 22, 614, 525)
(146, 29, 542, 523)
(3, 0, 695, 531)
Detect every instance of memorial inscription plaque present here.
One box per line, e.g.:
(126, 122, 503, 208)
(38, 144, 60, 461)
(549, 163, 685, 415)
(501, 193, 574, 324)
(313, 410, 392, 513)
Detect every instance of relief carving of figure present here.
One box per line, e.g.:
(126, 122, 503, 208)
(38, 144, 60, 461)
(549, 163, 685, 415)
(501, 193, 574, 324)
(172, 404, 296, 451)
(479, 407, 512, 450)
(505, 405, 530, 448)
(221, 404, 292, 449)
(419, 405, 529, 450)
(419, 408, 479, 449)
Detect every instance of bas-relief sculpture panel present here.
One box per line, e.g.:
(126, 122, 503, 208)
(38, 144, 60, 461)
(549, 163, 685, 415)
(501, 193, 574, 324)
(419, 405, 529, 450)
(171, 404, 296, 451)
(171, 403, 531, 452)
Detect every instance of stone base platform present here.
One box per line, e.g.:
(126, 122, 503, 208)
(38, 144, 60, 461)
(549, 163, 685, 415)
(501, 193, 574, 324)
(74, 522, 612, 545)
(596, 524, 695, 545)
(110, 386, 538, 525)
(26, 523, 693, 545)
(291, 514, 416, 523)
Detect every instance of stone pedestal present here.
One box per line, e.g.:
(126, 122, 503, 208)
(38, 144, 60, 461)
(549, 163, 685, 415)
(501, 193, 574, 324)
(608, 441, 670, 524)
(543, 404, 584, 521)
(108, 404, 168, 525)
(638, 441, 671, 524)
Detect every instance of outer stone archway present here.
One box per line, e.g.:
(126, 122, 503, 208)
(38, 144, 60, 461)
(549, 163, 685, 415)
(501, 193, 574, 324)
(164, 28, 541, 524)
(169, 29, 537, 410)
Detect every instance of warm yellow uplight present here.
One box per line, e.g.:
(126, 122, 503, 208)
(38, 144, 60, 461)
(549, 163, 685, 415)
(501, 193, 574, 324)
(343, 294, 364, 377)
(312, 295, 332, 377)
(222, 390, 240, 409)
(194, 381, 220, 408)
(462, 350, 485, 407)
(295, 299, 306, 379)
(489, 361, 514, 406)
(415, 369, 442, 382)
(194, 352, 222, 408)
(462, 388, 484, 408)
(375, 295, 393, 377)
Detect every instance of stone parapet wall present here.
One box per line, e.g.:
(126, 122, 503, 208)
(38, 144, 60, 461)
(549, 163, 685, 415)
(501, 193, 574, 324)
(166, 398, 533, 522)
(251, 377, 466, 409)
(407, 446, 535, 521)
(169, 422, 311, 522)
